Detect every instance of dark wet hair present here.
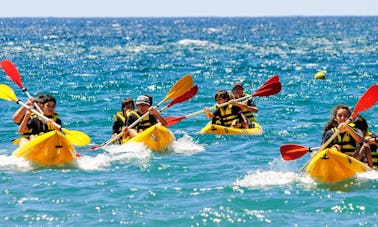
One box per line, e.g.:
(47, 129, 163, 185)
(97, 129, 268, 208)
(40, 94, 56, 105)
(322, 104, 351, 136)
(35, 93, 46, 104)
(214, 89, 230, 101)
(121, 98, 134, 111)
(353, 115, 368, 133)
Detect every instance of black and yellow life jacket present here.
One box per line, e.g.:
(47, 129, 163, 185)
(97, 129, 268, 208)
(12, 112, 60, 145)
(128, 111, 154, 131)
(239, 93, 256, 123)
(213, 104, 240, 127)
(331, 126, 358, 155)
(33, 112, 60, 135)
(114, 112, 127, 124)
(366, 131, 378, 168)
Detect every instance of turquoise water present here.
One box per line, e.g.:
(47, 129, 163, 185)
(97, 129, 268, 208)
(0, 17, 377, 226)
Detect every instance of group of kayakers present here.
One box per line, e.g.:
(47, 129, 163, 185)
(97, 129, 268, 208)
(7, 77, 378, 169)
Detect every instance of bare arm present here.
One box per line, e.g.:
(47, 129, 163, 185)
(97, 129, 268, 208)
(18, 111, 32, 134)
(149, 107, 167, 126)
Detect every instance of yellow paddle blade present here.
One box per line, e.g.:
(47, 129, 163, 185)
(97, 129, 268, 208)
(0, 84, 18, 102)
(162, 74, 193, 102)
(62, 128, 91, 146)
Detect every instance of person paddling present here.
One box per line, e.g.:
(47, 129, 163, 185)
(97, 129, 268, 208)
(230, 81, 258, 128)
(123, 95, 167, 139)
(320, 104, 363, 156)
(17, 94, 61, 146)
(204, 89, 244, 128)
(353, 115, 377, 168)
(112, 97, 134, 144)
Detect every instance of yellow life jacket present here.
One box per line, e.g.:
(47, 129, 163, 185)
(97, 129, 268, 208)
(365, 130, 378, 168)
(331, 124, 358, 155)
(114, 111, 126, 124)
(128, 111, 154, 131)
(214, 104, 240, 127)
(11, 112, 59, 144)
(34, 112, 60, 135)
(239, 93, 256, 123)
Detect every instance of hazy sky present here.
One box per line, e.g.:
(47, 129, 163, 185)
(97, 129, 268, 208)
(2, 0, 378, 17)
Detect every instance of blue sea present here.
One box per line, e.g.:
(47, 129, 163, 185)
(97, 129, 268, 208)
(0, 17, 377, 226)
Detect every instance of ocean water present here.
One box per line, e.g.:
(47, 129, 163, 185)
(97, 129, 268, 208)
(0, 17, 377, 226)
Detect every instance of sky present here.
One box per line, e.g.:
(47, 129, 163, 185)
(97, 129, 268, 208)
(1, 0, 378, 17)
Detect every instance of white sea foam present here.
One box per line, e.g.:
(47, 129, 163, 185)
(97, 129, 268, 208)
(171, 134, 205, 155)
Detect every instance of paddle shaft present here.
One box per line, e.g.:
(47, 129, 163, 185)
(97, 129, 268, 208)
(23, 88, 44, 114)
(176, 95, 252, 121)
(97, 97, 173, 149)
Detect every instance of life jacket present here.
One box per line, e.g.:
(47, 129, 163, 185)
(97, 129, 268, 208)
(371, 150, 378, 168)
(114, 111, 127, 124)
(128, 111, 154, 131)
(213, 104, 240, 127)
(32, 112, 60, 135)
(238, 93, 256, 123)
(331, 125, 358, 155)
(11, 112, 53, 144)
(365, 131, 378, 168)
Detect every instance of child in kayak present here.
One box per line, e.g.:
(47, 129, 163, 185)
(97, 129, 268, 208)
(17, 94, 61, 146)
(204, 89, 244, 128)
(353, 115, 378, 168)
(123, 95, 167, 139)
(321, 104, 363, 155)
(230, 81, 258, 128)
(112, 97, 134, 143)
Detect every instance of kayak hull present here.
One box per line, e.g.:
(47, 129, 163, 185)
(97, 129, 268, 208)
(126, 125, 175, 151)
(199, 123, 263, 135)
(12, 131, 77, 166)
(304, 147, 372, 184)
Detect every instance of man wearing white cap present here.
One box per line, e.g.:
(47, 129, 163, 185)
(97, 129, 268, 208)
(123, 95, 167, 138)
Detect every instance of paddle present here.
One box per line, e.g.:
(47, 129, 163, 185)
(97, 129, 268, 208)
(165, 75, 282, 126)
(280, 145, 320, 161)
(90, 75, 195, 150)
(0, 84, 91, 146)
(280, 84, 378, 161)
(0, 59, 43, 113)
(159, 85, 198, 112)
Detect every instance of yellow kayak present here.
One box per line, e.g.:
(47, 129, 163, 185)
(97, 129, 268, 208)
(303, 147, 372, 184)
(123, 124, 175, 151)
(199, 122, 263, 135)
(12, 131, 77, 166)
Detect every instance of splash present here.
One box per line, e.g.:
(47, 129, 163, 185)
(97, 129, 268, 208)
(0, 155, 34, 172)
(73, 142, 152, 170)
(170, 134, 205, 155)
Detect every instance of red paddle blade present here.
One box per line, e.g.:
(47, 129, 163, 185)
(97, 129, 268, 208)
(351, 84, 378, 118)
(253, 81, 282, 97)
(280, 144, 310, 161)
(167, 85, 198, 108)
(165, 116, 186, 127)
(261, 75, 279, 87)
(0, 60, 25, 89)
